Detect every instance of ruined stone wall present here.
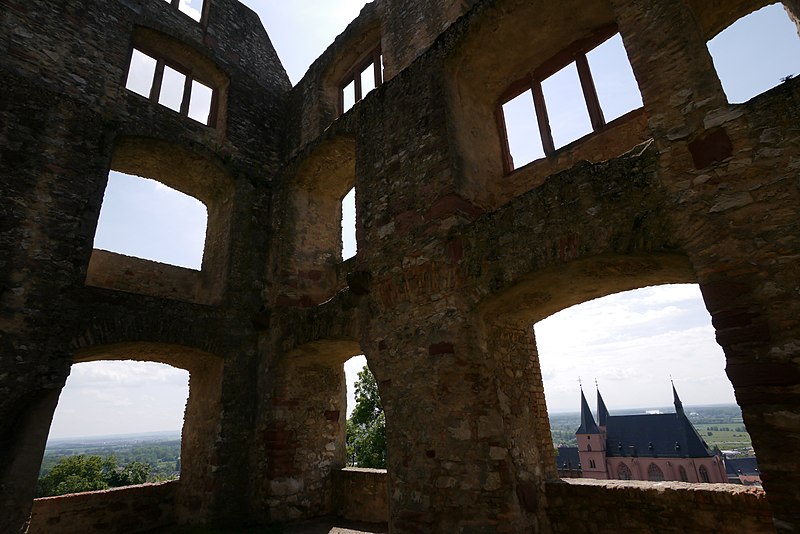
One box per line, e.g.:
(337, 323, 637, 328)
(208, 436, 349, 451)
(546, 480, 774, 534)
(3, 0, 800, 532)
(332, 468, 389, 524)
(0, 0, 289, 530)
(27, 482, 176, 534)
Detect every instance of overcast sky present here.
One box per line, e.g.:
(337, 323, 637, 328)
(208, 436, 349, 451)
(47, 2, 800, 439)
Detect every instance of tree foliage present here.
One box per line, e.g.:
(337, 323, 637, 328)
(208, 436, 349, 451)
(346, 365, 386, 468)
(36, 454, 151, 497)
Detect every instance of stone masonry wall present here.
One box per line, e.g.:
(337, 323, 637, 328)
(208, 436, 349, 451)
(3, 0, 800, 532)
(546, 479, 774, 534)
(27, 482, 176, 534)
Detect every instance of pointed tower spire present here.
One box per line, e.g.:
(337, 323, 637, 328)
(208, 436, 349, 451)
(577, 388, 600, 434)
(672, 380, 685, 418)
(596, 385, 609, 428)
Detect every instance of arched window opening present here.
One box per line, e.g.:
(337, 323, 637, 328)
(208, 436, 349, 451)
(340, 47, 383, 115)
(499, 28, 643, 172)
(536, 284, 751, 484)
(341, 187, 357, 261)
(345, 355, 385, 469)
(93, 171, 208, 270)
(707, 3, 800, 104)
(617, 463, 632, 480)
(125, 47, 218, 126)
(38, 361, 189, 497)
(679, 465, 689, 482)
(162, 0, 204, 23)
(589, 459, 596, 468)
(699, 465, 710, 483)
(648, 463, 665, 482)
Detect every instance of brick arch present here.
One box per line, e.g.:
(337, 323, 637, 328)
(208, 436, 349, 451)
(70, 341, 223, 524)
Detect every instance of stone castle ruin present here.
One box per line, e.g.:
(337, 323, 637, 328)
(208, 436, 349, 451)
(2, 0, 799, 532)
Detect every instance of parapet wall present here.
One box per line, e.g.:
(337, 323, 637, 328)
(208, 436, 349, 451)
(332, 468, 389, 524)
(28, 481, 176, 534)
(546, 479, 775, 533)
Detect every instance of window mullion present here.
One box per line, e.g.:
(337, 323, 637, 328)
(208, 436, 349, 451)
(354, 73, 363, 103)
(576, 53, 605, 130)
(180, 75, 193, 116)
(531, 80, 555, 156)
(150, 60, 166, 102)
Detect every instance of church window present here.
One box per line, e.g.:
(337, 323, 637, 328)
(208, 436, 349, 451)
(589, 459, 596, 468)
(679, 465, 688, 482)
(617, 463, 632, 480)
(647, 463, 665, 482)
(699, 465, 710, 483)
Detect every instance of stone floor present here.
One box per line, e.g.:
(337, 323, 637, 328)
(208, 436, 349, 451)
(149, 517, 388, 533)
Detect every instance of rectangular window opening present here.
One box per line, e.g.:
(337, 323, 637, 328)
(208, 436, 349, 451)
(188, 80, 213, 125)
(360, 64, 377, 98)
(586, 33, 643, 122)
(126, 49, 157, 98)
(342, 79, 356, 114)
(541, 62, 594, 150)
(341, 187, 357, 261)
(502, 90, 545, 170)
(158, 65, 187, 113)
(94, 171, 208, 270)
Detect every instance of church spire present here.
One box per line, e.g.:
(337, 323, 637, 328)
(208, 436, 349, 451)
(577, 388, 600, 434)
(672, 381, 685, 418)
(597, 386, 609, 428)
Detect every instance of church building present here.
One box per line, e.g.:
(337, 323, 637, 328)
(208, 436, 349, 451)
(557, 385, 728, 483)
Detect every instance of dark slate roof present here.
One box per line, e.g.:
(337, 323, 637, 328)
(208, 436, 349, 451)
(597, 389, 609, 427)
(726, 457, 760, 477)
(577, 389, 600, 434)
(555, 446, 581, 470)
(605, 412, 715, 458)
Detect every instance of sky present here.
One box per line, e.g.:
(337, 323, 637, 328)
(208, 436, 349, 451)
(46, 2, 800, 439)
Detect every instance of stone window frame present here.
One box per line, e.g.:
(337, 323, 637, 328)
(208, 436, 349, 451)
(495, 23, 644, 174)
(125, 45, 221, 127)
(339, 45, 384, 115)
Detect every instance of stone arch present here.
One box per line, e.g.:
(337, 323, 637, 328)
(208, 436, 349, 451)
(86, 136, 234, 305)
(70, 342, 223, 524)
(685, 0, 778, 39)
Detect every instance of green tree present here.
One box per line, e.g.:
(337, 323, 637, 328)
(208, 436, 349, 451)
(107, 460, 150, 487)
(346, 365, 386, 468)
(36, 455, 113, 497)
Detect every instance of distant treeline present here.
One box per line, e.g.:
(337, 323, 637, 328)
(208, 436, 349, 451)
(38, 438, 181, 497)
